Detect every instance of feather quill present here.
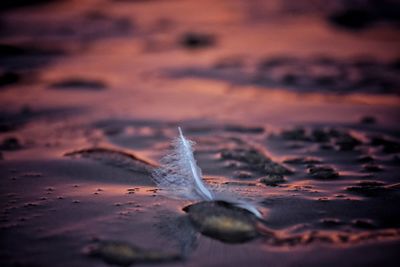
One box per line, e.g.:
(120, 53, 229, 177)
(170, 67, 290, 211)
(152, 127, 261, 218)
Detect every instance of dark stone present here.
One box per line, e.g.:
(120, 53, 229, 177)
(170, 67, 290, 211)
(220, 146, 291, 176)
(0, 44, 28, 56)
(0, 121, 18, 132)
(370, 136, 400, 154)
(327, 128, 342, 138)
(259, 174, 285, 186)
(311, 129, 331, 143)
(363, 163, 383, 172)
(0, 72, 21, 87)
(50, 78, 107, 90)
(335, 133, 362, 151)
(346, 181, 388, 197)
(234, 170, 253, 179)
(319, 144, 334, 150)
(180, 32, 215, 49)
(241, 54, 400, 94)
(329, 9, 376, 30)
(84, 240, 181, 266)
(281, 128, 309, 141)
(308, 166, 339, 180)
(282, 73, 298, 85)
(263, 161, 292, 175)
(183, 201, 259, 243)
(357, 155, 375, 163)
(351, 219, 376, 229)
(0, 137, 22, 151)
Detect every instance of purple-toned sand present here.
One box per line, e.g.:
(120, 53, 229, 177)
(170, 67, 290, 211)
(1, 0, 399, 266)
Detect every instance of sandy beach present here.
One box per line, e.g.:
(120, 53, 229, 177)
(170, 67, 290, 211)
(1, 0, 400, 266)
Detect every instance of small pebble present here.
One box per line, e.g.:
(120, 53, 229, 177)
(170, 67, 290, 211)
(351, 219, 376, 229)
(308, 166, 339, 179)
(180, 32, 215, 49)
(234, 171, 253, 179)
(84, 240, 181, 266)
(357, 155, 375, 163)
(259, 174, 286, 186)
(346, 181, 387, 197)
(363, 163, 383, 172)
(0, 137, 22, 151)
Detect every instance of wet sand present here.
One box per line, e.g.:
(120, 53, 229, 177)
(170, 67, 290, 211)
(1, 0, 400, 266)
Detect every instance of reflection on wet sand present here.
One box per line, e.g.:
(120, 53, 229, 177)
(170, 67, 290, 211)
(1, 0, 400, 266)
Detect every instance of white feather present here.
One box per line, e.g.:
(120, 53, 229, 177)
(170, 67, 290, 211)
(152, 127, 262, 218)
(233, 202, 262, 218)
(152, 127, 213, 201)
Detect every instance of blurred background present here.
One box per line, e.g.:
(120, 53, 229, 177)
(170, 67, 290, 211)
(1, 0, 399, 125)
